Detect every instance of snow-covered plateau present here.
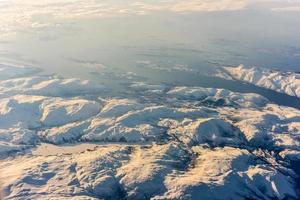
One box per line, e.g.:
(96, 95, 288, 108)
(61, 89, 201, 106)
(0, 64, 300, 200)
(221, 65, 300, 98)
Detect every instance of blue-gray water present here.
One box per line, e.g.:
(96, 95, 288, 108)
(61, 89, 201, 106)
(1, 10, 300, 108)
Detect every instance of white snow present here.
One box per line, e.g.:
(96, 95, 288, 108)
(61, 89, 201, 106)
(0, 63, 40, 80)
(40, 98, 101, 127)
(0, 76, 104, 98)
(165, 118, 245, 147)
(153, 147, 298, 200)
(0, 95, 100, 129)
(222, 64, 300, 98)
(0, 128, 38, 157)
(217, 104, 300, 153)
(117, 143, 189, 199)
(0, 95, 46, 129)
(38, 121, 90, 144)
(0, 67, 300, 199)
(130, 82, 167, 94)
(167, 86, 268, 108)
(0, 145, 131, 199)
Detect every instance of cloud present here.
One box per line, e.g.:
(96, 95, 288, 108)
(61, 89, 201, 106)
(171, 0, 248, 12)
(247, 0, 300, 12)
(131, 0, 300, 13)
(268, 0, 300, 12)
(130, 0, 249, 12)
(1, 0, 300, 41)
(272, 6, 300, 11)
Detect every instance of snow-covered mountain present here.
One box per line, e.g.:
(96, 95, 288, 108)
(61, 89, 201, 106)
(222, 65, 300, 98)
(0, 64, 300, 200)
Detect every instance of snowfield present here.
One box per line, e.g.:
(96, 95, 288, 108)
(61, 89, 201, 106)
(221, 64, 300, 98)
(0, 64, 300, 199)
(0, 63, 40, 80)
